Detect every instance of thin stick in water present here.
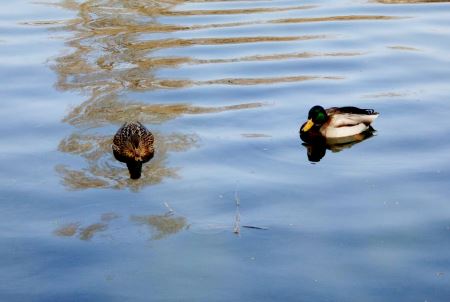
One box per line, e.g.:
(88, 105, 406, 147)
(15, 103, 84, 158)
(233, 189, 241, 235)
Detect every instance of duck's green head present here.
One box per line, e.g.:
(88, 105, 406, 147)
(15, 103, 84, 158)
(303, 105, 328, 132)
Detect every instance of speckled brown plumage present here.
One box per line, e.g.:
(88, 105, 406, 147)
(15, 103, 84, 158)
(112, 121, 154, 179)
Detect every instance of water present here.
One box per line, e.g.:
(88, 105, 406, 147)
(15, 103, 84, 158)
(1, 0, 450, 301)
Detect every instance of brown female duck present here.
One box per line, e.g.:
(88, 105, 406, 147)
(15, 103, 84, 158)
(112, 121, 154, 179)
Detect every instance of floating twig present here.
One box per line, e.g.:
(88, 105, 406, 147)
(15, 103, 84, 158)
(242, 225, 269, 230)
(164, 202, 174, 216)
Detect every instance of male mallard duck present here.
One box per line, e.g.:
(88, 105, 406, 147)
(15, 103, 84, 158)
(112, 121, 154, 179)
(300, 105, 379, 143)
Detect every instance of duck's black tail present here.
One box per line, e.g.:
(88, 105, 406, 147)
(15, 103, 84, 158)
(127, 161, 142, 179)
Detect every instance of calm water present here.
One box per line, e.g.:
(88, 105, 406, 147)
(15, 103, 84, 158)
(1, 0, 450, 301)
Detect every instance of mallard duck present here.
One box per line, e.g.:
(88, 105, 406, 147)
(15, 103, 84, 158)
(112, 121, 154, 179)
(300, 105, 379, 143)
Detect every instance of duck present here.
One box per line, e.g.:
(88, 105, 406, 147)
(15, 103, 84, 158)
(300, 105, 379, 143)
(112, 121, 154, 179)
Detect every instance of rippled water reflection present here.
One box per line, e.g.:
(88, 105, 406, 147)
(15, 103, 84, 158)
(2, 0, 450, 301)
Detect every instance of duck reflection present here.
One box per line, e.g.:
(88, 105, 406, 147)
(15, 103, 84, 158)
(300, 127, 376, 162)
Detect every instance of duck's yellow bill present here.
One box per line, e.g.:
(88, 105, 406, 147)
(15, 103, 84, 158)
(302, 119, 314, 132)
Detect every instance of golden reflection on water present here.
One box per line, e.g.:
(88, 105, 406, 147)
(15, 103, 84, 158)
(151, 5, 315, 16)
(54, 213, 121, 241)
(54, 222, 80, 237)
(129, 36, 324, 51)
(79, 223, 109, 240)
(272, 15, 401, 24)
(54, 210, 186, 241)
(131, 213, 187, 240)
(388, 45, 420, 51)
(376, 0, 450, 3)
(136, 51, 362, 67)
(62, 95, 264, 127)
(241, 133, 272, 138)
(54, 221, 109, 241)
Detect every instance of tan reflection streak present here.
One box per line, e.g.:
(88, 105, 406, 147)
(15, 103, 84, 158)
(363, 92, 408, 98)
(124, 76, 343, 90)
(137, 52, 362, 68)
(81, 20, 271, 36)
(241, 133, 272, 138)
(155, 5, 315, 16)
(91, 13, 396, 39)
(58, 133, 112, 161)
(63, 96, 264, 126)
(55, 166, 111, 189)
(130, 36, 322, 51)
(21, 20, 69, 26)
(136, 57, 193, 69)
(36, 0, 81, 10)
(191, 20, 267, 31)
(272, 15, 402, 24)
(55, 50, 343, 92)
(191, 15, 400, 31)
(128, 76, 342, 90)
(131, 214, 187, 240)
(198, 76, 343, 86)
(189, 0, 268, 1)
(388, 45, 420, 51)
(86, 23, 192, 35)
(28, 15, 395, 36)
(54, 222, 80, 237)
(45, 1, 312, 19)
(53, 210, 186, 241)
(375, 0, 450, 3)
(35, 3, 367, 37)
(193, 52, 362, 64)
(101, 212, 120, 222)
(79, 223, 108, 240)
